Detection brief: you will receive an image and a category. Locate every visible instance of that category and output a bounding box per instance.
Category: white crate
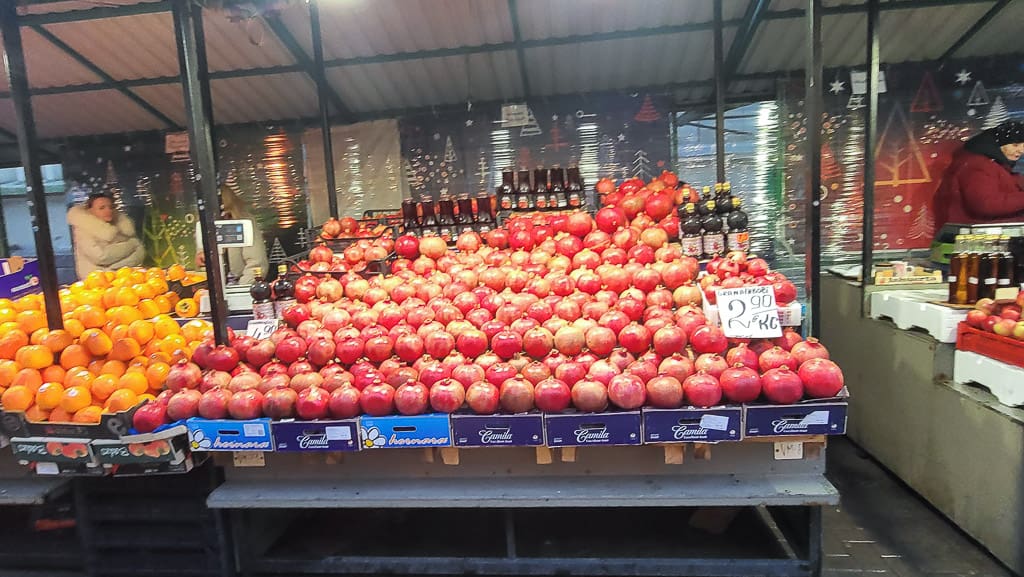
[869,289,966,343]
[953,350,1024,407]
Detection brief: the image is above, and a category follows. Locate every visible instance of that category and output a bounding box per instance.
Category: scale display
[195,219,254,248]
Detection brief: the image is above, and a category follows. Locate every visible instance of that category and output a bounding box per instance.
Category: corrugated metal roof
[208,72,317,124]
[18,0,160,16]
[130,82,186,126]
[879,4,993,61]
[0,27,104,90]
[948,0,1024,57]
[0,89,170,137]
[327,50,523,114]
[515,0,748,41]
[43,12,180,79]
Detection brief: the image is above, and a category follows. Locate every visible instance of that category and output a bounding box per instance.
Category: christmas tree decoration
[269,237,287,264]
[633,149,652,180]
[908,204,935,240]
[634,95,660,122]
[847,94,865,110]
[104,160,124,211]
[910,72,942,113]
[547,123,568,152]
[875,105,932,187]
[444,136,458,164]
[966,81,989,106]
[982,96,1010,130]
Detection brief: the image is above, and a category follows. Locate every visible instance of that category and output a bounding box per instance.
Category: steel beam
[172,0,228,345]
[263,12,353,122]
[724,0,771,86]
[939,0,1011,62]
[30,25,177,128]
[0,0,61,326]
[861,0,881,316]
[805,0,823,338]
[20,0,171,25]
[507,0,532,98]
[714,0,726,183]
[762,0,994,20]
[309,0,339,218]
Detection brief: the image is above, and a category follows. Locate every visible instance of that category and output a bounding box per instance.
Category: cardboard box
[0,403,138,440]
[272,419,360,452]
[109,455,202,477]
[0,258,41,300]
[450,413,545,447]
[642,407,742,443]
[186,418,273,452]
[743,394,848,437]
[359,414,451,449]
[544,411,642,447]
[92,426,189,466]
[10,437,96,465]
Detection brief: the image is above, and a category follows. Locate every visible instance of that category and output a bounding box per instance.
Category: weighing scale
[196,219,258,314]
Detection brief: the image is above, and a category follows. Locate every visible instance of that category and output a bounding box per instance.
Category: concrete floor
[824,436,1014,577]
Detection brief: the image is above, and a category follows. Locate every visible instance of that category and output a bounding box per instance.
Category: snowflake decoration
[955,69,971,86]
[829,79,846,95]
[465,119,474,127]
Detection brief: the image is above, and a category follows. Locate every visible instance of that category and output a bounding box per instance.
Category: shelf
[0,476,70,505]
[208,474,838,509]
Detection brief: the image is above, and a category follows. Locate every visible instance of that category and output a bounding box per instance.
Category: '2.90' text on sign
[716,286,783,339]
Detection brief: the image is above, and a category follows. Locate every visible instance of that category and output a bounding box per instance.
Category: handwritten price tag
[716,286,783,339]
[245,319,279,340]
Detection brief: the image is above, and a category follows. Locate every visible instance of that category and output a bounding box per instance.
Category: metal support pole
[173,0,228,345]
[191,6,217,153]
[860,0,880,316]
[713,0,726,183]
[805,0,822,337]
[309,0,339,219]
[0,0,62,328]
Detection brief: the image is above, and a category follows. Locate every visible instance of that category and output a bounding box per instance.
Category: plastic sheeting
[303,119,409,225]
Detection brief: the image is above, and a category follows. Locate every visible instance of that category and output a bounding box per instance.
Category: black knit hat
[992,120,1024,146]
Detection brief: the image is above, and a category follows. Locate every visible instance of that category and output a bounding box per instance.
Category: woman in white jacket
[67,193,145,279]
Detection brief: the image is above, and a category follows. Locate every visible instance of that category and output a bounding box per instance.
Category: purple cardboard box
[743,398,848,437]
[0,258,40,300]
[544,411,642,447]
[272,420,360,452]
[451,413,545,447]
[642,407,742,443]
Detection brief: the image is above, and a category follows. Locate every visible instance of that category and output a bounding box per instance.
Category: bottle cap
[252,267,262,277]
[278,263,287,273]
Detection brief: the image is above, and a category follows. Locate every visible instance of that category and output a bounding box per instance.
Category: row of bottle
[948,234,1015,305]
[250,264,296,320]
[498,167,585,212]
[679,186,749,259]
[401,195,497,240]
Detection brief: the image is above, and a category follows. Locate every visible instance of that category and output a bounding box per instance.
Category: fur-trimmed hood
[67,204,136,242]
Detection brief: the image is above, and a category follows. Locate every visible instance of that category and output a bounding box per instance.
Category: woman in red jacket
[934,120,1024,227]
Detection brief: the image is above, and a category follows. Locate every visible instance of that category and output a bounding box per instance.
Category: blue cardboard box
[743,397,848,438]
[450,413,545,447]
[186,418,273,451]
[544,411,642,447]
[359,414,451,449]
[0,258,40,300]
[272,419,360,452]
[642,407,742,443]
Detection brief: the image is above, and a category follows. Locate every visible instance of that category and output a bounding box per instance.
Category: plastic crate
[955,322,1024,369]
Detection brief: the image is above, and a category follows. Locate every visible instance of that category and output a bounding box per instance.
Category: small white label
[800,410,830,426]
[947,276,956,283]
[699,414,730,431]
[35,462,59,475]
[326,426,351,441]
[968,277,979,284]
[243,423,266,437]
[983,278,997,285]
[232,452,266,467]
[245,319,279,340]
[997,279,1011,286]
[774,441,804,460]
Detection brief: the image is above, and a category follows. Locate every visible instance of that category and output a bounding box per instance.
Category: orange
[137,300,160,320]
[1,385,33,411]
[35,382,65,410]
[48,407,71,422]
[73,405,102,423]
[145,361,171,390]
[40,329,74,353]
[115,288,140,307]
[60,386,92,413]
[128,356,149,370]
[147,277,169,296]
[167,264,186,282]
[12,295,40,312]
[0,330,29,360]
[84,271,108,289]
[64,367,93,389]
[12,369,42,392]
[109,306,142,327]
[153,295,172,314]
[15,345,54,370]
[82,329,113,357]
[16,310,46,335]
[181,319,211,343]
[148,352,172,365]
[0,360,19,386]
[104,388,138,413]
[159,334,187,354]
[74,305,106,329]
[130,321,156,346]
[137,393,156,404]
[152,315,180,339]
[64,318,85,338]
[100,359,127,377]
[108,324,130,342]
[25,405,50,422]
[168,348,190,363]
[0,307,16,324]
[101,288,118,310]
[174,298,198,318]
[41,365,65,384]
[87,359,106,376]
[164,291,180,307]
[109,338,141,362]
[30,328,48,345]
[146,267,167,280]
[90,374,118,401]
[118,372,149,396]
[60,344,92,371]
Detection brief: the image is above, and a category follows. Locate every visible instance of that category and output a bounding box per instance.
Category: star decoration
[433,133,441,141]
[955,69,971,85]
[829,79,845,95]
[465,119,474,127]
[551,114,559,121]
[617,133,626,142]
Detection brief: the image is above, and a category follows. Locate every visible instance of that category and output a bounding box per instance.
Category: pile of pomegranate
[294,237,396,275]
[133,176,845,431]
[593,170,694,241]
[319,216,393,240]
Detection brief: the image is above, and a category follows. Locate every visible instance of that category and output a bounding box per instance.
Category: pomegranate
[306,338,336,367]
[394,382,430,415]
[554,361,586,387]
[197,388,233,420]
[521,361,552,385]
[646,375,684,409]
[608,373,646,409]
[455,329,488,359]
[758,347,797,373]
[451,364,485,388]
[166,361,202,392]
[244,339,276,368]
[132,403,168,433]
[774,328,804,351]
[335,337,364,365]
[791,337,830,365]
[725,343,759,371]
[571,380,608,412]
[683,372,722,408]
[534,378,571,413]
[363,336,394,363]
[429,379,466,413]
[553,325,585,356]
[166,389,202,421]
[228,389,264,420]
[275,336,308,365]
[617,323,651,355]
[659,354,695,383]
[393,333,425,363]
[690,325,728,355]
[296,386,330,420]
[499,378,535,413]
[694,353,728,378]
[761,367,804,404]
[360,382,396,416]
[584,326,617,357]
[485,362,518,387]
[652,325,686,357]
[521,327,554,360]
[719,365,762,403]
[595,206,627,233]
[491,330,524,360]
[328,385,362,418]
[261,387,298,419]
[587,359,621,386]
[798,358,844,399]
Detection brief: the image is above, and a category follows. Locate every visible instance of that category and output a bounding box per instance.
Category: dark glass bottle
[420,197,437,228]
[516,170,533,211]
[716,182,733,215]
[476,194,495,232]
[948,234,967,304]
[566,167,583,209]
[250,267,274,320]
[701,202,725,258]
[998,235,1014,291]
[437,196,457,241]
[726,197,749,252]
[696,186,713,216]
[272,263,295,319]
[979,235,999,301]
[401,198,419,229]
[533,168,549,210]
[498,170,515,211]
[548,168,565,209]
[966,235,981,304]
[680,203,703,258]
[456,196,476,233]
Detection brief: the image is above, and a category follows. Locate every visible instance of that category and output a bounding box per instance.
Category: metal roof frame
[938,0,1013,62]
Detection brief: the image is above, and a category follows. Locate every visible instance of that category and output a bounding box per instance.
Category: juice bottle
[965,234,981,304]
[947,234,967,304]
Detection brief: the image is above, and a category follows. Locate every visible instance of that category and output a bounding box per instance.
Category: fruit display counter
[821,274,1024,575]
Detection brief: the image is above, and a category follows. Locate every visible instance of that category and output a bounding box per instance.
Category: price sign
[716,286,782,339]
[501,103,529,127]
[245,319,279,340]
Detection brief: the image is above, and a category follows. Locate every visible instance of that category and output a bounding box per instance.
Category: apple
[983,315,1000,333]
[965,309,988,328]
[1013,321,1024,341]
[975,298,996,315]
[993,318,1016,337]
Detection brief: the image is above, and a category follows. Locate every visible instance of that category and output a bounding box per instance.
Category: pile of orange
[0,266,212,424]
